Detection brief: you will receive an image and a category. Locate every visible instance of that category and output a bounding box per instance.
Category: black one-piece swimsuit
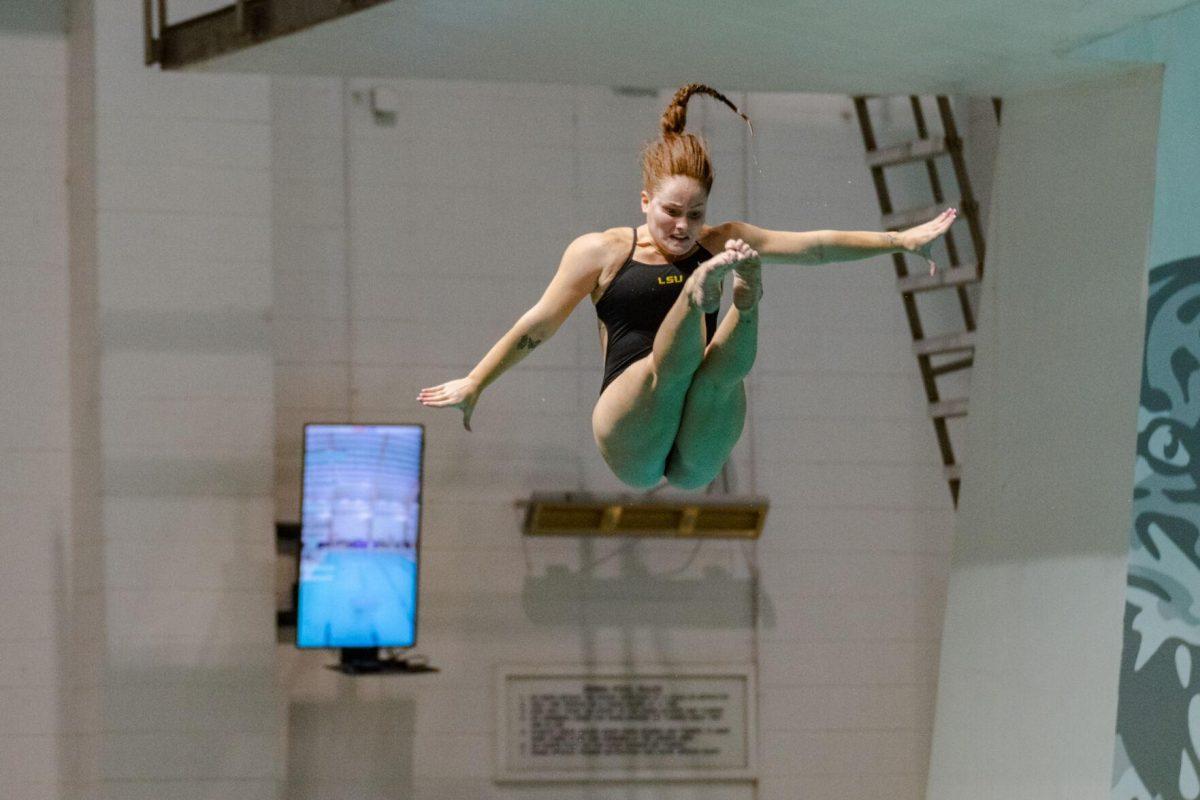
[594,228,719,396]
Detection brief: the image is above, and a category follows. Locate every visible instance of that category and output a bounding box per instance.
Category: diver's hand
[418,376,481,431]
[898,207,957,275]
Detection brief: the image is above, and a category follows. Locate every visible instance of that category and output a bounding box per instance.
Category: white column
[926,67,1163,799]
[0,4,71,799]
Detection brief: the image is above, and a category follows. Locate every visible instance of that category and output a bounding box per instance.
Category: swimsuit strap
[627,226,638,263]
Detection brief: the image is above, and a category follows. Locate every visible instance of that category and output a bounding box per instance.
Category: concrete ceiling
[190,0,1192,94]
[0,1,63,33]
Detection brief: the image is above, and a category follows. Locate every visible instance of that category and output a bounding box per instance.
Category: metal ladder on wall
[851,96,997,507]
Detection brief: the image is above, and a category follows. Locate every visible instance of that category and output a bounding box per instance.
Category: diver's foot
[732,255,762,311]
[687,239,755,313]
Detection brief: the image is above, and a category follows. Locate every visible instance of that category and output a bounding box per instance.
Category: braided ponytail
[642,83,751,194]
[660,83,751,137]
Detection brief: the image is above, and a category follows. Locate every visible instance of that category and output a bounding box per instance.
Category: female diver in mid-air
[419,84,957,490]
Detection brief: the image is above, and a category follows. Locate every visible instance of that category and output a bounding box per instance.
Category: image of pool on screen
[297,423,424,649]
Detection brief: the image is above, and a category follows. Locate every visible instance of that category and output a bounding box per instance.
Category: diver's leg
[591,243,746,488]
[664,258,761,489]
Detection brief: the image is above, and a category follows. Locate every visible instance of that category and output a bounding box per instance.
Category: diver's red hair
[641,83,751,194]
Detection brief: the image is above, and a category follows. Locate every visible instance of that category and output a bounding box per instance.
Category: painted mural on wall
[1113,256,1200,800]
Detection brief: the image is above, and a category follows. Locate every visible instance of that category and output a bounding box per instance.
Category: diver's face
[641,175,707,257]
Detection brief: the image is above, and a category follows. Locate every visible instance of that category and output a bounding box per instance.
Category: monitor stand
[327,647,439,675]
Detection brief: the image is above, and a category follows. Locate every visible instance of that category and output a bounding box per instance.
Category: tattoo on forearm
[517,334,542,351]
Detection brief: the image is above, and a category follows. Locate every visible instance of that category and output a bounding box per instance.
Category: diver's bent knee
[616,470,664,490]
[663,463,719,491]
[600,453,665,490]
[664,472,713,491]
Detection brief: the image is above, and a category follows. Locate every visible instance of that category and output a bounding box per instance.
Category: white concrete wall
[64,1,280,797]
[271,80,965,799]
[271,76,350,522]
[925,67,1163,799]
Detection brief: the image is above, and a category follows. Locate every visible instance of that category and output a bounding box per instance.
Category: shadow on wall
[288,698,416,800]
[522,542,773,629]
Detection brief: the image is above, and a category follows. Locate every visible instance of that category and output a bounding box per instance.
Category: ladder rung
[882,202,948,231]
[914,331,975,357]
[930,398,968,418]
[944,464,961,481]
[866,137,947,169]
[930,356,974,377]
[898,264,980,294]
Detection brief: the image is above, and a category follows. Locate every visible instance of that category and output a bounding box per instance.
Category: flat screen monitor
[296,423,424,649]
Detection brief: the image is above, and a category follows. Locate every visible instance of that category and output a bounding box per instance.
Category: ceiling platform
[148,0,1195,94]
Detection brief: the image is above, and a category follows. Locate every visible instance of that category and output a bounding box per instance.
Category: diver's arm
[418,233,605,429]
[719,209,957,268]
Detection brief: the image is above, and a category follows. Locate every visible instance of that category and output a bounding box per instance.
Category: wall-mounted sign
[495,665,756,783]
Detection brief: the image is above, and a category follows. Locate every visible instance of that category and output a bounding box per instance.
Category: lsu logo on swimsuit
[657,275,683,285]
